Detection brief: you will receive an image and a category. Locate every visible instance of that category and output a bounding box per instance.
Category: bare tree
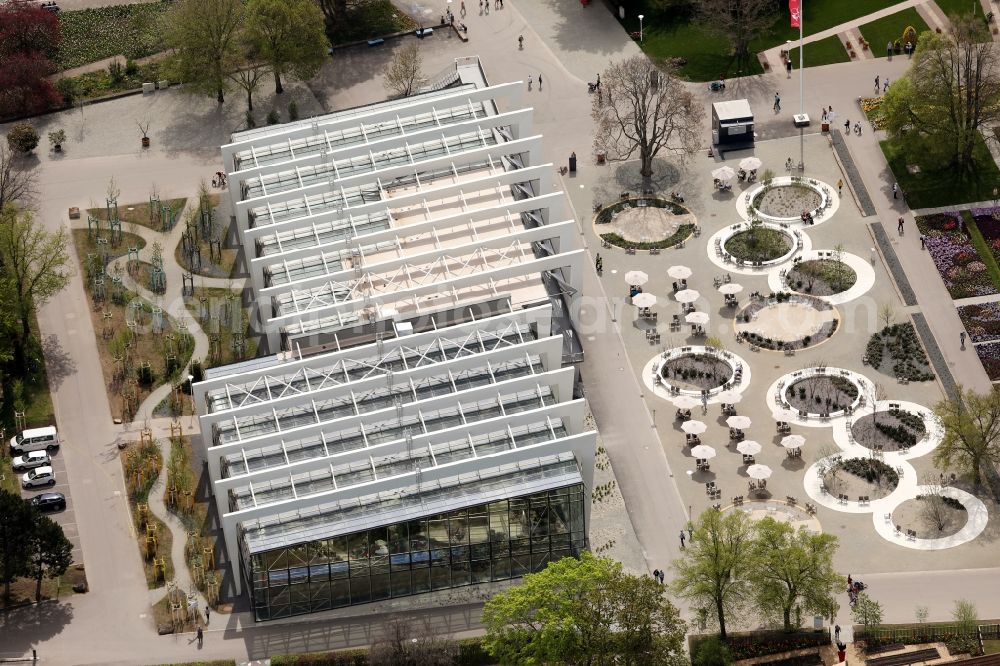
[878,303,895,331]
[369,616,456,665]
[0,145,36,212]
[918,474,950,533]
[592,56,702,179]
[695,0,777,75]
[383,42,424,98]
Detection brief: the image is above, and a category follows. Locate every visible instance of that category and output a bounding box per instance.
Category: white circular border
[766,250,876,305]
[706,223,813,275]
[873,486,989,550]
[642,346,752,405]
[803,452,910,515]
[831,400,944,462]
[736,176,841,227]
[765,367,873,428]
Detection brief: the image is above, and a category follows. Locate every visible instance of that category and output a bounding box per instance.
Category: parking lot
[15,448,84,564]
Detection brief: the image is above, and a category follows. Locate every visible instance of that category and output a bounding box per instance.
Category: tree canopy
[383,42,424,98]
[164,0,246,104]
[881,19,1000,174]
[932,385,1000,487]
[671,508,755,639]
[483,552,687,665]
[749,517,844,631]
[0,0,62,118]
[695,0,777,74]
[245,0,329,95]
[592,56,702,178]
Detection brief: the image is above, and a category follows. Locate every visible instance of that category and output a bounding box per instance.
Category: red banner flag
[789,0,800,27]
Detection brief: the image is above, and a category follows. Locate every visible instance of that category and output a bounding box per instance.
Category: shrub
[55,76,77,105]
[288,100,299,121]
[7,123,40,154]
[125,59,139,76]
[108,59,125,84]
[266,109,280,125]
[693,636,733,666]
[839,458,899,486]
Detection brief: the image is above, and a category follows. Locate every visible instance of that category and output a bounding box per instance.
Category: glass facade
[243,483,586,621]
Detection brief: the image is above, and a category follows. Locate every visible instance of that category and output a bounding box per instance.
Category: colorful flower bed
[860,96,885,130]
[974,341,1000,381]
[57,3,171,71]
[957,301,1000,343]
[915,212,998,299]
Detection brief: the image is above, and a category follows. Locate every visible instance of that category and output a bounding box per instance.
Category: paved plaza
[3,0,1000,663]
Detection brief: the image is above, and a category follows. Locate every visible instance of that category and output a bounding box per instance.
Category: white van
[9,426,59,455]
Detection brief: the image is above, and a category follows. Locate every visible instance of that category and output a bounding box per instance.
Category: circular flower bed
[823,457,899,499]
[891,495,967,538]
[785,374,859,414]
[661,354,734,391]
[724,227,793,263]
[851,409,926,452]
[754,184,822,218]
[785,259,856,296]
[736,293,838,351]
[595,198,696,250]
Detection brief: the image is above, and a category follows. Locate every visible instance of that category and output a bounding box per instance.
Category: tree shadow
[0,599,75,654]
[40,333,75,391]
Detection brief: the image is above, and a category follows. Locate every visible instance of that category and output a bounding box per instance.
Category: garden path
[915,2,950,34]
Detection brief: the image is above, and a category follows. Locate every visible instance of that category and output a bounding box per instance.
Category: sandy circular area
[736,302,835,343]
[604,206,696,243]
[891,497,966,538]
[756,185,822,217]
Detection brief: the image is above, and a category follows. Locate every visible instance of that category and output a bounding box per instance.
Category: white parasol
[727,415,752,429]
[668,265,693,280]
[718,283,744,295]
[633,292,657,308]
[712,165,737,181]
[681,420,708,435]
[781,434,806,449]
[685,311,710,325]
[673,395,701,409]
[690,444,717,460]
[675,289,700,303]
[737,440,762,455]
[739,157,763,171]
[716,390,743,404]
[625,270,649,286]
[747,463,773,480]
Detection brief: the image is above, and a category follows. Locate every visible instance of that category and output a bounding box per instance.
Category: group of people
[847,574,867,606]
[875,75,890,94]
[737,168,757,182]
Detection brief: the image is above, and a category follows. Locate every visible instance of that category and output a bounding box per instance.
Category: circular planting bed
[785,374,859,414]
[823,457,899,500]
[863,323,935,382]
[735,294,838,351]
[754,184,822,219]
[595,198,697,250]
[724,227,793,263]
[891,495,967,539]
[660,353,734,392]
[786,259,857,296]
[851,409,926,452]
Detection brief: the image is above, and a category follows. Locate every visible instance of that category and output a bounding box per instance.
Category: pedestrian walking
[837,178,843,195]
[835,624,841,642]
[679,530,686,549]
[205,606,210,625]
[884,78,889,93]
[887,41,893,58]
[897,216,904,234]
[993,186,998,204]
[786,60,792,78]
[920,235,926,250]
[844,119,851,133]
[774,92,781,112]
[658,570,665,584]
[460,1,466,17]
[484,0,488,14]
[875,75,880,92]
[961,331,967,348]
[854,121,862,135]
[538,74,542,90]
[518,34,523,50]
[893,182,898,199]
[479,0,483,12]
[653,568,661,581]
[197,626,204,648]
[527,75,532,91]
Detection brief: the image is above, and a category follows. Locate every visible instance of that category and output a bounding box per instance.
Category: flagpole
[799,0,804,171]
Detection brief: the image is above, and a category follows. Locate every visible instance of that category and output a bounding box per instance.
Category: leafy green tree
[483,552,687,665]
[6,123,39,154]
[0,489,33,602]
[882,18,1000,175]
[0,207,72,372]
[26,516,72,602]
[164,0,245,103]
[953,599,978,634]
[671,508,755,639]
[852,592,883,630]
[245,0,328,94]
[692,636,732,666]
[932,386,1000,487]
[749,518,844,631]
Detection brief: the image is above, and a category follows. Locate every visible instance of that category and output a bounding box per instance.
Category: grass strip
[962,210,1000,292]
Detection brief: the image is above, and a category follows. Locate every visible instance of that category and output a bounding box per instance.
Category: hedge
[689,630,830,662]
[601,224,696,250]
[269,637,494,666]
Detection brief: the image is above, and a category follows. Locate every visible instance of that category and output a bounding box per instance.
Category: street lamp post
[638,14,644,43]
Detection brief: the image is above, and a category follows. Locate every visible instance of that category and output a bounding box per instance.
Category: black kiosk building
[712,99,754,157]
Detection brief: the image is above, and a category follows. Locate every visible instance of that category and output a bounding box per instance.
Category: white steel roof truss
[280,440,290,467]
[349,389,360,416]
[496,392,507,418]
[441,133,451,156]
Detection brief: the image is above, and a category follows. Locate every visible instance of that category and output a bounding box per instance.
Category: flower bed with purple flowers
[915,212,997,299]
[957,302,1000,343]
[974,341,1000,381]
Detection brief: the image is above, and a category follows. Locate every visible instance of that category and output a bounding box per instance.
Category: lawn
[88,197,187,234]
[618,0,901,80]
[57,2,172,71]
[880,136,1000,209]
[0,565,88,610]
[788,35,850,68]
[858,7,930,58]
[327,0,417,46]
[934,0,989,29]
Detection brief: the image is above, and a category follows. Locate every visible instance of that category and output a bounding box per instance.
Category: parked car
[29,492,66,513]
[12,450,50,471]
[22,466,55,489]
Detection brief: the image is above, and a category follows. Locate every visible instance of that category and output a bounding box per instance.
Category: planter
[821,122,830,132]
[53,144,62,152]
[141,136,150,148]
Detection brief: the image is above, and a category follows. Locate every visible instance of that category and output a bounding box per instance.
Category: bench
[866,643,906,656]
[867,647,940,666]
[367,38,385,46]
